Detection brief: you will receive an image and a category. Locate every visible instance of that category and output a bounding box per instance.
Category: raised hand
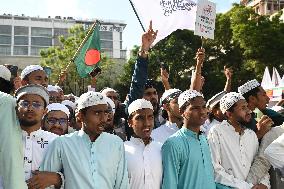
[224,66,233,80]
[141,20,158,51]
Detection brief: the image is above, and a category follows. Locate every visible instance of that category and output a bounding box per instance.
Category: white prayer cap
[220,92,245,114]
[61,100,77,111]
[20,65,44,79]
[47,85,59,92]
[238,79,260,95]
[15,84,49,105]
[128,99,153,115]
[47,103,70,117]
[77,91,108,111]
[178,89,203,109]
[0,65,11,81]
[105,96,116,115]
[161,88,182,104]
[100,87,117,96]
[206,91,227,110]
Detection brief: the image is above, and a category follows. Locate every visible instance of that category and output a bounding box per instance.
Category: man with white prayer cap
[47,85,62,103]
[40,91,129,189]
[15,84,63,188]
[125,99,163,189]
[43,103,70,135]
[61,100,78,134]
[0,65,13,94]
[207,92,270,189]
[238,79,282,139]
[151,88,183,144]
[162,89,221,189]
[20,65,48,87]
[201,91,227,136]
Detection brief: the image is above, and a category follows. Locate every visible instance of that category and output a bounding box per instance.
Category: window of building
[267,3,271,10]
[54,28,68,36]
[31,47,47,56]
[0,35,11,44]
[120,50,126,59]
[14,26,29,35]
[101,40,113,49]
[0,45,11,55]
[100,31,113,40]
[13,46,28,55]
[0,25,12,35]
[120,41,123,49]
[14,36,28,45]
[31,37,52,46]
[274,4,279,11]
[120,32,122,41]
[31,27,52,37]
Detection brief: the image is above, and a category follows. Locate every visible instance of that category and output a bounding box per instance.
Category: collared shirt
[264,132,284,171]
[151,121,179,144]
[124,137,162,189]
[247,125,284,189]
[207,120,270,189]
[22,129,58,180]
[0,92,27,189]
[161,127,216,189]
[40,130,129,189]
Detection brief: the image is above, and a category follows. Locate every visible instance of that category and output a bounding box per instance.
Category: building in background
[241,0,284,15]
[0,14,127,69]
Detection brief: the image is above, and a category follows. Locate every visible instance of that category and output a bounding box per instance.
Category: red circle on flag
[85,49,101,66]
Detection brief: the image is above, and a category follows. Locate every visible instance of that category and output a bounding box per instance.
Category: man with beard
[15,84,63,188]
[124,99,162,189]
[104,96,126,141]
[40,91,129,189]
[151,88,183,144]
[208,92,270,189]
[0,66,27,189]
[20,65,48,88]
[238,79,280,139]
[43,103,70,136]
[162,90,217,189]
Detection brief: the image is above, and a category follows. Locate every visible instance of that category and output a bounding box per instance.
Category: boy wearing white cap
[162,90,218,189]
[43,103,70,136]
[15,84,62,188]
[151,88,183,144]
[238,79,281,139]
[207,92,270,189]
[21,65,48,87]
[124,99,162,189]
[40,91,129,189]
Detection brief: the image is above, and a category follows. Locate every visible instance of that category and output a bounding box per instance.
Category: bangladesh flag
[74,22,101,78]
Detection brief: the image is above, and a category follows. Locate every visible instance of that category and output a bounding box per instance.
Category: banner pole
[128,0,146,32]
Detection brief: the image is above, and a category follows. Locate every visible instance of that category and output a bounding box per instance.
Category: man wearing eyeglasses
[43,103,70,136]
[15,84,63,189]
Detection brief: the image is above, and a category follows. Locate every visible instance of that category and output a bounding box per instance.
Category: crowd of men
[0,22,284,189]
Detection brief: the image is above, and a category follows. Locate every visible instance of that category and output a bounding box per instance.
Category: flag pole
[56,20,100,85]
[128,0,146,32]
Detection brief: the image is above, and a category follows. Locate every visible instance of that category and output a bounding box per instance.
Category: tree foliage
[118,4,284,99]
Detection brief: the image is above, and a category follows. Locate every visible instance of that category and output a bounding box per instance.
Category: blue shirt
[161,127,216,189]
[40,130,129,189]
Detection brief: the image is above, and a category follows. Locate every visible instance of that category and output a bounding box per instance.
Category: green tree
[118,4,284,99]
[40,25,115,96]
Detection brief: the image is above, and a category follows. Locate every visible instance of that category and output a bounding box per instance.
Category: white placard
[194,0,216,39]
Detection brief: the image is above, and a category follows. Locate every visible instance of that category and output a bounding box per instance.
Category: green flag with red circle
[74,22,101,78]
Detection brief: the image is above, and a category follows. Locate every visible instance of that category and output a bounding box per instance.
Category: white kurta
[207,120,270,189]
[124,137,162,189]
[22,129,58,180]
[151,121,179,144]
[202,119,221,136]
[264,133,284,171]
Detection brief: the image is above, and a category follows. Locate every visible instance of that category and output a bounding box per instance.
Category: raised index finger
[149,20,152,31]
